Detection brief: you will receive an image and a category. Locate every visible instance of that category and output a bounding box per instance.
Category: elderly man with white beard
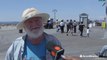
[5,7,81,60]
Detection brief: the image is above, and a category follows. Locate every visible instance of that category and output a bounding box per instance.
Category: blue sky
[0,0,106,22]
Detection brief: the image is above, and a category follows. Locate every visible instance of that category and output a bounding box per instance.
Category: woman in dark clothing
[79,22,85,36]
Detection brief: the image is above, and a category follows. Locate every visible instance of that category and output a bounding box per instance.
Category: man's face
[24,17,43,32]
[24,17,44,39]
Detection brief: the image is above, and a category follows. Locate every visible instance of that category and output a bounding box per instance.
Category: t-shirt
[23,38,46,60]
[86,29,89,33]
[66,21,69,25]
[79,24,84,31]
[60,22,64,26]
[73,22,77,26]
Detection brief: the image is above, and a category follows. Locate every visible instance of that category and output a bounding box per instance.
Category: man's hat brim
[17,13,49,29]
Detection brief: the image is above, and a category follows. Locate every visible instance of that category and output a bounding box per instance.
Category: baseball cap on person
[17,7,50,29]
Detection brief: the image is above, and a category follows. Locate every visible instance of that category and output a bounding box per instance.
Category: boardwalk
[0,26,107,60]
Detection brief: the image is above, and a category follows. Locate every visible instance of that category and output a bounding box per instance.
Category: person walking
[73,20,77,33]
[86,27,90,37]
[69,20,73,35]
[66,20,70,33]
[60,20,65,33]
[79,22,85,36]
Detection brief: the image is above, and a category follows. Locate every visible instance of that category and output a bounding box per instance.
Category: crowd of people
[55,19,95,37]
[43,18,96,37]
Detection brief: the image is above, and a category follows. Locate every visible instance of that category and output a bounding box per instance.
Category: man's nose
[32,22,42,27]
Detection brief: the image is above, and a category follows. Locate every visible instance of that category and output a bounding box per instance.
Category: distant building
[79,13,89,27]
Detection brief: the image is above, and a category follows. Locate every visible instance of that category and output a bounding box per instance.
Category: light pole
[100,0,107,28]
[99,0,107,21]
[102,0,107,16]
[52,9,57,21]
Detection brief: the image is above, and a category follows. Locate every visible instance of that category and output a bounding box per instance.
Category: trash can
[19,29,23,33]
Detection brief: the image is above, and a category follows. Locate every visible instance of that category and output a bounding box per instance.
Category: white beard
[25,27,44,39]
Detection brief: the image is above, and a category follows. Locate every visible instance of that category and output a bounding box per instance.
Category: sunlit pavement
[0,26,107,60]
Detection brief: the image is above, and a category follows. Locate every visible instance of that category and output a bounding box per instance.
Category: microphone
[46,41,64,60]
